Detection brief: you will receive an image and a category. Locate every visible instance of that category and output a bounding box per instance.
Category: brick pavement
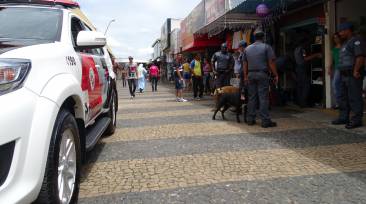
[79,82,366,203]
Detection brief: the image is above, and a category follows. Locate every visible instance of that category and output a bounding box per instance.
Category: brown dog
[213,86,240,107]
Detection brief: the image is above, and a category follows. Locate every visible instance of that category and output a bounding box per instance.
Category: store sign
[205,0,226,24]
[181,1,205,51]
[180,17,194,51]
[161,19,171,51]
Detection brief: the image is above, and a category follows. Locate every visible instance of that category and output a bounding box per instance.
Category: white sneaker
[176,98,181,102]
[180,98,188,102]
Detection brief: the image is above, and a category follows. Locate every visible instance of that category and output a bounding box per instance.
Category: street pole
[104,19,116,36]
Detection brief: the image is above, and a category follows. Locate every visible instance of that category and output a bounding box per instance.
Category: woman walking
[126,56,138,99]
[121,66,127,87]
[328,33,343,109]
[149,63,160,92]
[203,58,212,95]
[137,64,147,93]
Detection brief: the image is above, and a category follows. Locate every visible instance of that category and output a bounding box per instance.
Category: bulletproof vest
[215,52,231,72]
[339,37,356,70]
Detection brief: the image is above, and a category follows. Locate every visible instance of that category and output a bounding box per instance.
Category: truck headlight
[0,59,31,96]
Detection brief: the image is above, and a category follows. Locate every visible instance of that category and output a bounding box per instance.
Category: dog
[213,86,240,108]
[212,92,247,123]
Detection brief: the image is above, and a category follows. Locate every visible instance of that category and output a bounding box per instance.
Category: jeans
[338,71,364,124]
[247,72,271,122]
[128,79,137,97]
[192,76,204,98]
[151,76,158,91]
[332,70,341,106]
[203,73,211,94]
[122,78,127,87]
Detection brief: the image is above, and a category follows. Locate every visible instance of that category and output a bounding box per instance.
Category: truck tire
[36,109,81,204]
[104,89,117,136]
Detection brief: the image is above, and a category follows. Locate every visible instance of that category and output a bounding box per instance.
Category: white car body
[0,3,117,203]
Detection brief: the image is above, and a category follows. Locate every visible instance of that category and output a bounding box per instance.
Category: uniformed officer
[332,22,366,129]
[294,37,322,107]
[243,30,279,128]
[211,43,234,88]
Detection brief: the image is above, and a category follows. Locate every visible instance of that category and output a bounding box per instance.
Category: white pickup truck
[0,1,118,203]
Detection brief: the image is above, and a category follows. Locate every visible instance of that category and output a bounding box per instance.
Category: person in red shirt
[149,62,160,92]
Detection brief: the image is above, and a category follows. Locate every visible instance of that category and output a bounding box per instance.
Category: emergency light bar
[0,0,79,8]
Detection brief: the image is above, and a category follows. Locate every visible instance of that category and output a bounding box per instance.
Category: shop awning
[195,0,326,36]
[196,13,258,37]
[182,34,222,52]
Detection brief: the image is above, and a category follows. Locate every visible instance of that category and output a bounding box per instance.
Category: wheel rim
[58,129,76,204]
[112,93,116,126]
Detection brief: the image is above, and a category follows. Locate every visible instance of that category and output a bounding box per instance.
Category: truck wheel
[105,90,117,136]
[36,109,81,204]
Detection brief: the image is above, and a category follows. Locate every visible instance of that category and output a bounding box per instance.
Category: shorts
[175,79,184,90]
[183,72,191,80]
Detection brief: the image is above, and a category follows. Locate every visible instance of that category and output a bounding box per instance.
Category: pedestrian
[137,63,147,93]
[211,43,234,88]
[126,56,138,99]
[332,22,366,129]
[149,62,159,92]
[328,33,343,109]
[234,52,242,78]
[243,29,279,128]
[203,58,213,95]
[238,40,247,100]
[182,58,192,91]
[190,54,204,100]
[294,36,322,107]
[173,54,187,102]
[121,65,127,87]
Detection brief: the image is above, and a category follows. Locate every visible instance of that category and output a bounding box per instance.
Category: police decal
[89,67,96,91]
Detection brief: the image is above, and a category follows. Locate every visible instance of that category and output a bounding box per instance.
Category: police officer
[243,30,279,128]
[332,22,366,129]
[211,43,234,88]
[294,37,322,107]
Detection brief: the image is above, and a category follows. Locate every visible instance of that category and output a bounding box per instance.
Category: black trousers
[296,65,310,107]
[215,73,231,88]
[128,79,137,96]
[151,77,158,91]
[192,76,204,98]
[338,71,364,124]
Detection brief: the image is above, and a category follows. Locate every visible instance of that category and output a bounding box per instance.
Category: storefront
[277,2,326,107]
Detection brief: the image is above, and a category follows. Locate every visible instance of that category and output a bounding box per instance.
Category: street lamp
[104,19,116,36]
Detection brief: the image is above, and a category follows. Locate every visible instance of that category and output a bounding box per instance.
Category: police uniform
[244,41,276,125]
[211,51,234,88]
[337,36,366,125]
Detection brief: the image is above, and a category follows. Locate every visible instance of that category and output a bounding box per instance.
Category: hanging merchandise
[226,32,233,50]
[232,31,241,49]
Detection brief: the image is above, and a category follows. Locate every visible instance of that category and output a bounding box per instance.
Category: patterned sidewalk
[79,82,366,204]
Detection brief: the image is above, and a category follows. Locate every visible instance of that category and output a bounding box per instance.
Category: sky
[76,0,201,61]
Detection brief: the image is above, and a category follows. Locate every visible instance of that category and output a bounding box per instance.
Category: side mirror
[76,31,106,49]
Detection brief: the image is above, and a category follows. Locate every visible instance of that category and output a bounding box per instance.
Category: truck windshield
[0,7,62,42]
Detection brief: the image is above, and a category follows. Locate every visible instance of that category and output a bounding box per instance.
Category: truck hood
[0,39,52,55]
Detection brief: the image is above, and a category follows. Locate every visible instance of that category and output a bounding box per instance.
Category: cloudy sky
[77,0,201,61]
